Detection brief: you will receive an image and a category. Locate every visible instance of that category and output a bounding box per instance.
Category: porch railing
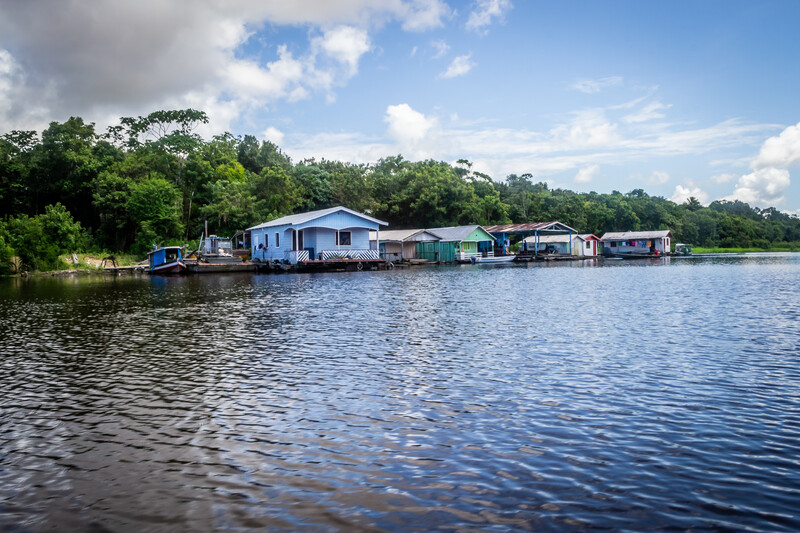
[285,249,310,264]
[320,249,379,261]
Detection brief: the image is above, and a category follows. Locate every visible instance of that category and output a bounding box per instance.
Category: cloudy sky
[2,0,800,212]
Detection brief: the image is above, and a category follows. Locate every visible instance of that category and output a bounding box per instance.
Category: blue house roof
[246,206,387,231]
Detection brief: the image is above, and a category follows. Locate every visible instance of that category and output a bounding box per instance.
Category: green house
[426,225,496,262]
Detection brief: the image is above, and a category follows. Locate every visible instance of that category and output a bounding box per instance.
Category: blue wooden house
[247,206,388,264]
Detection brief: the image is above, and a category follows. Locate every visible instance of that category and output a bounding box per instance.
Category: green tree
[29,118,102,224]
[2,203,86,271]
[126,177,184,253]
[0,130,37,215]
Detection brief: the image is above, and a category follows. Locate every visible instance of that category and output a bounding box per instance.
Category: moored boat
[471,255,516,264]
[148,246,186,274]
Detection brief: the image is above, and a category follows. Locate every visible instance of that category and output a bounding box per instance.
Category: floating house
[247,206,388,265]
[484,222,579,255]
[522,234,588,256]
[579,234,600,257]
[369,228,443,262]
[600,230,672,255]
[426,225,496,262]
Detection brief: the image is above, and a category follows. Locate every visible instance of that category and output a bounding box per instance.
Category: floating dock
[184,260,256,273]
[255,258,391,273]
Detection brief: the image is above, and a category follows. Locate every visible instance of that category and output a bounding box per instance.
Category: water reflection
[2,255,800,531]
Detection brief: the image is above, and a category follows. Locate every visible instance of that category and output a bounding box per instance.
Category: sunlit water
[2,254,799,532]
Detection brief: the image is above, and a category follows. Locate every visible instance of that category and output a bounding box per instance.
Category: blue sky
[1,0,799,212]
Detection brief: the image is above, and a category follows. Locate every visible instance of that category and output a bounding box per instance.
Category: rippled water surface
[2,254,800,532]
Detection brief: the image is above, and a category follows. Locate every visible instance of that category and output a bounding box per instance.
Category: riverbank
[3,248,797,277]
[693,246,800,254]
[2,253,143,277]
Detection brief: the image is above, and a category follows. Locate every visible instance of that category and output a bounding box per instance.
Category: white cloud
[726,167,791,206]
[712,172,737,184]
[286,131,389,164]
[550,110,620,149]
[385,103,437,146]
[312,26,371,76]
[648,171,670,185]
[400,0,452,31]
[431,40,450,59]
[623,101,670,124]
[671,183,709,205]
[466,0,513,34]
[262,127,285,146]
[440,54,476,79]
[753,121,800,169]
[0,1,442,136]
[575,165,599,184]
[572,76,623,94]
[719,122,799,208]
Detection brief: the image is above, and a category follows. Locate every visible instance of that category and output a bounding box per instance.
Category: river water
[1,254,799,532]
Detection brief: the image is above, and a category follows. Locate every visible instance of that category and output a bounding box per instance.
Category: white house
[368,228,442,261]
[247,206,388,264]
[579,234,600,257]
[600,230,672,255]
[522,233,588,256]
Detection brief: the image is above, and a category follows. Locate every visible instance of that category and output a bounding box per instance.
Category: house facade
[484,221,579,256]
[247,206,388,264]
[427,225,496,262]
[522,234,588,256]
[579,234,600,257]
[369,229,442,261]
[600,230,672,255]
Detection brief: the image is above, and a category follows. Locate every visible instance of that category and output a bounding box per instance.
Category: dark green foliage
[0,232,14,275]
[1,109,799,267]
[1,203,87,271]
[126,177,184,254]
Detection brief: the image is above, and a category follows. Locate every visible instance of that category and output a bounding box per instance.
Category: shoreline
[3,249,799,278]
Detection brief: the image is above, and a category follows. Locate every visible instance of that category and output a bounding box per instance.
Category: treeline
[2,109,799,272]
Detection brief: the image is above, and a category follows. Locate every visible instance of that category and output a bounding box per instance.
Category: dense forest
[2,109,799,272]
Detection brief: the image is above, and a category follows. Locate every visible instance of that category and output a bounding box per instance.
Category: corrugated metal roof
[484,221,578,234]
[523,234,584,244]
[369,229,442,242]
[247,206,387,231]
[600,230,672,241]
[426,225,495,242]
[579,233,600,240]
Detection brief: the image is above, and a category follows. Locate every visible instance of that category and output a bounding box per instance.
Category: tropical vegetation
[2,109,799,273]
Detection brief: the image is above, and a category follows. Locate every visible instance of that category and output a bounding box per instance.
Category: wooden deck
[185,260,256,273]
[255,258,390,273]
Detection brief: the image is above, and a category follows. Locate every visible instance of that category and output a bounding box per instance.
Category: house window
[275,232,280,247]
[585,241,590,249]
[338,231,352,246]
[610,241,617,248]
